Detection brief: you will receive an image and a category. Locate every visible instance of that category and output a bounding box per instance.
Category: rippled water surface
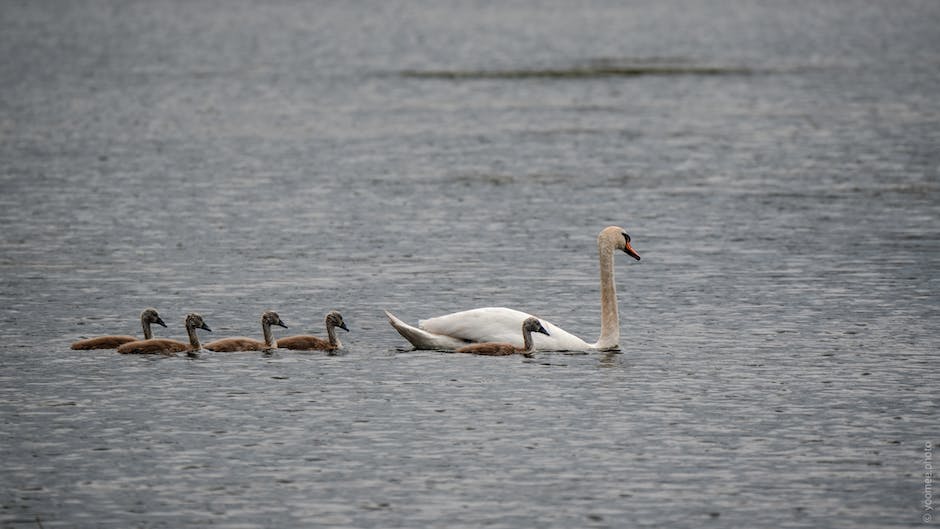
[2,1,938,527]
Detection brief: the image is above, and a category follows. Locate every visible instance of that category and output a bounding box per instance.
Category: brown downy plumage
[455,317,549,357]
[71,308,167,350]
[277,311,348,351]
[203,310,287,352]
[116,313,211,356]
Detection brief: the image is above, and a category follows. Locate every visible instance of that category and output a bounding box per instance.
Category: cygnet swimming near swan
[71,308,167,350]
[203,310,288,352]
[277,311,348,351]
[455,317,549,357]
[116,313,211,356]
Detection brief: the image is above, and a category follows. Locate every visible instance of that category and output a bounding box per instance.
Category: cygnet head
[262,310,288,329]
[186,313,212,332]
[599,225,641,261]
[523,317,550,336]
[142,308,167,328]
[326,311,349,332]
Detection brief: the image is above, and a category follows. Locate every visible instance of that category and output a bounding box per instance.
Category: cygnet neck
[326,321,341,348]
[186,323,202,349]
[521,328,537,352]
[262,320,276,348]
[142,318,154,340]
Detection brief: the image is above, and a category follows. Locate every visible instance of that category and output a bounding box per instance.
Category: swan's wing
[419,307,532,343]
[385,310,471,350]
[419,307,592,351]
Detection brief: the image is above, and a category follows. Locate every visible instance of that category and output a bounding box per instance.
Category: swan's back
[71,335,139,350]
[420,307,590,350]
[116,339,189,355]
[276,335,333,351]
[204,337,267,352]
[455,342,520,356]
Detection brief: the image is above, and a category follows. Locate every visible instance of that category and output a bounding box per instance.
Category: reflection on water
[1,0,939,527]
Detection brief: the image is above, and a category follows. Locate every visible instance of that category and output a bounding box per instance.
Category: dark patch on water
[400,58,758,80]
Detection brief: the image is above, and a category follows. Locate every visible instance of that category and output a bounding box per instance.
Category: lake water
[1,1,938,527]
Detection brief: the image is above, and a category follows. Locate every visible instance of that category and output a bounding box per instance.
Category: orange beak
[624,241,641,261]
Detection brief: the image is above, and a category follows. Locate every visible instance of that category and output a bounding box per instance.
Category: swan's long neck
[186,324,201,349]
[262,321,275,348]
[596,241,620,349]
[326,323,341,348]
[142,318,153,340]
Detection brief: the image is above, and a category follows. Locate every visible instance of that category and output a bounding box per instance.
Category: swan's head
[185,313,212,333]
[522,317,550,336]
[142,308,167,328]
[600,225,641,261]
[262,310,288,329]
[326,311,349,332]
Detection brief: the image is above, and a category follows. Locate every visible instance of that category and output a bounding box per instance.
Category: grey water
[1,1,938,527]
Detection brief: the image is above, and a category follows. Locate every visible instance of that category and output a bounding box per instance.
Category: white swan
[385,226,640,351]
